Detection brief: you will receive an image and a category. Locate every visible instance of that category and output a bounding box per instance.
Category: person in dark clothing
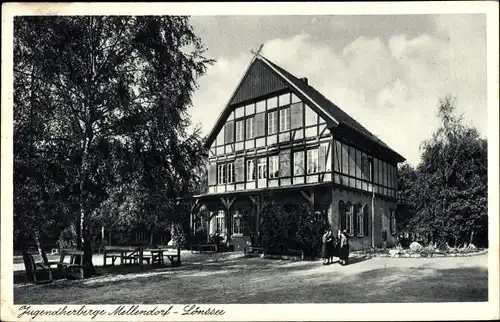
[327,229,336,264]
[321,230,332,264]
[339,229,350,265]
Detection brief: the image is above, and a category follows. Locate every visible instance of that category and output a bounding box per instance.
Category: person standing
[339,229,350,265]
[321,230,331,265]
[327,229,336,264]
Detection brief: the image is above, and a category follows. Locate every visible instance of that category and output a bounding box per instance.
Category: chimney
[300,77,308,85]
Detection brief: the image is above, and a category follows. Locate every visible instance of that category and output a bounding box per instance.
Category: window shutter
[224,121,234,144]
[208,163,216,185]
[279,149,291,177]
[290,102,303,129]
[319,145,326,172]
[235,158,244,182]
[363,205,369,236]
[339,202,346,231]
[254,112,265,137]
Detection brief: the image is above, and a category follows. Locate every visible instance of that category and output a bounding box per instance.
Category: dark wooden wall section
[230,59,288,105]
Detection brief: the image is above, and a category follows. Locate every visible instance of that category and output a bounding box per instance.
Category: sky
[188,14,487,166]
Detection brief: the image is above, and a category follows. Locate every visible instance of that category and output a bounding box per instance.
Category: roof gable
[230,59,288,105]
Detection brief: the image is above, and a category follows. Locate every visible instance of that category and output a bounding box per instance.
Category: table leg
[139,248,143,268]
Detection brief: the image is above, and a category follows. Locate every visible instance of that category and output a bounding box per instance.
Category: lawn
[14,252,488,304]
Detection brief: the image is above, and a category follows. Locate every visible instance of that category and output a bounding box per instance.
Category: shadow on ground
[14,253,487,304]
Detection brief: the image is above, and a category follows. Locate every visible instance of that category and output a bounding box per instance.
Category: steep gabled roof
[203,53,405,162]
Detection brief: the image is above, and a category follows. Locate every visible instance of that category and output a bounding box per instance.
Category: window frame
[226,162,235,184]
[216,209,225,234]
[356,204,364,237]
[279,107,291,132]
[246,116,255,139]
[235,120,245,142]
[217,164,226,185]
[345,202,354,236]
[246,159,256,181]
[307,148,319,174]
[293,150,305,176]
[232,210,243,236]
[257,157,267,179]
[268,155,280,179]
[267,110,278,135]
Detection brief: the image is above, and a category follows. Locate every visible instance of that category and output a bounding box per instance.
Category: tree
[405,95,487,247]
[14,16,213,275]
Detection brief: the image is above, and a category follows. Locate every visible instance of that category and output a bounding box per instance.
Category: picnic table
[103,245,181,267]
[142,246,181,267]
[103,246,141,266]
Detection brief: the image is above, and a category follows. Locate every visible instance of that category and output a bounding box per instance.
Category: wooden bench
[58,249,84,279]
[22,251,53,284]
[191,244,218,253]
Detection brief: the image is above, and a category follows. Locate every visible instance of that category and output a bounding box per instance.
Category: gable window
[279,93,291,106]
[269,155,279,179]
[235,120,245,142]
[279,107,290,132]
[268,111,278,134]
[257,158,267,179]
[217,164,226,185]
[226,162,234,184]
[293,151,305,176]
[305,105,317,126]
[246,117,254,139]
[224,121,234,144]
[390,209,396,235]
[307,148,319,174]
[246,159,256,181]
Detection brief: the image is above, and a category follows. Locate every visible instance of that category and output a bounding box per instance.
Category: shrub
[260,202,293,254]
[295,210,325,258]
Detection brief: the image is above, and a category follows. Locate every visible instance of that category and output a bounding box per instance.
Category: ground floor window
[233,210,242,235]
[339,201,355,236]
[356,204,363,236]
[216,210,225,234]
[390,209,396,235]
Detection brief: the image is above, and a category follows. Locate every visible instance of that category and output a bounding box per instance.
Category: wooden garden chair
[22,251,53,284]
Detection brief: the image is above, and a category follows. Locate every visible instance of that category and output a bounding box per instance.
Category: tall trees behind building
[396,95,488,247]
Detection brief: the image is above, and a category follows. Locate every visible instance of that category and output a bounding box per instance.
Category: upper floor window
[307,148,319,174]
[268,111,278,135]
[269,155,279,179]
[361,154,372,181]
[257,157,267,179]
[217,164,226,185]
[227,162,234,184]
[247,159,256,181]
[235,120,245,142]
[280,107,290,132]
[294,151,305,176]
[246,117,254,139]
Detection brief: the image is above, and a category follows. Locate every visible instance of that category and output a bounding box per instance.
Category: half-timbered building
[190,50,405,251]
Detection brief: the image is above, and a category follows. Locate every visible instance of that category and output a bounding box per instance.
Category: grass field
[14,251,488,304]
